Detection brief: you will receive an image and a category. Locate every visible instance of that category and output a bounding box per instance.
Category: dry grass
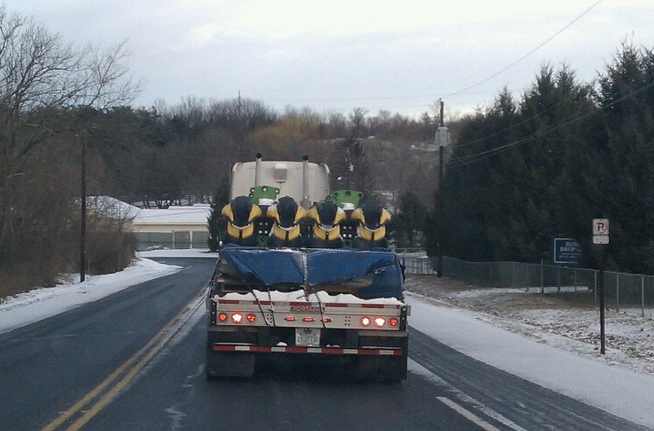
[0,262,59,300]
[405,274,597,312]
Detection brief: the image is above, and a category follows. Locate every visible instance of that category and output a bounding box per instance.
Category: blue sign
[553,238,582,264]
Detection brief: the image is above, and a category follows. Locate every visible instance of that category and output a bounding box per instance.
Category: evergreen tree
[394,191,428,249]
[596,43,654,272]
[431,66,597,265]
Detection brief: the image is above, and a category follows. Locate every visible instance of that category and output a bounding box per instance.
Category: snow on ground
[406,277,654,375]
[137,248,219,259]
[0,249,653,427]
[0,256,180,335]
[406,276,654,428]
[0,249,216,335]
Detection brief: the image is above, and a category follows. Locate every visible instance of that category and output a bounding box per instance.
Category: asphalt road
[0,258,649,431]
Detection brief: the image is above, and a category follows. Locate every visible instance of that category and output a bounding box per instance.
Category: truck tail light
[218,313,228,322]
[246,313,257,323]
[231,312,243,323]
[302,317,315,323]
[361,316,395,328]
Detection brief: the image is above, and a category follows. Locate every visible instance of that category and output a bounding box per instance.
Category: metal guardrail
[399,254,654,316]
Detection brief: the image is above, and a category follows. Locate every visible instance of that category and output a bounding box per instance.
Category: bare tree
[0,5,139,294]
[349,107,368,139]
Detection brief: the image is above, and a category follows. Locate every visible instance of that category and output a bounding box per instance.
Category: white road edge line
[408,359,527,431]
[437,396,501,431]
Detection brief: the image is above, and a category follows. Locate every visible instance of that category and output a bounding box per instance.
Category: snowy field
[1,249,653,428]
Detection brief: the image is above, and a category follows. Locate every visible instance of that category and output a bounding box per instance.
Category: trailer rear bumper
[211,344,404,356]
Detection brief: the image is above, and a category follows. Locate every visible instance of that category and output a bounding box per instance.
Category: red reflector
[218,313,228,322]
[246,314,256,323]
[302,317,315,323]
[389,318,399,327]
[285,316,296,322]
[322,318,332,323]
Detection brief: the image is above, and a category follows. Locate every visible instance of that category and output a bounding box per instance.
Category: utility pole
[80,132,87,282]
[435,99,450,277]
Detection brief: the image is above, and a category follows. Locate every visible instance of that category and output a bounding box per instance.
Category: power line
[259,1,604,113]
[452,95,564,151]
[447,77,654,170]
[443,0,604,100]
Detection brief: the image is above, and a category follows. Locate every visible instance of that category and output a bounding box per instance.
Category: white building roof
[87,196,141,219]
[132,206,211,226]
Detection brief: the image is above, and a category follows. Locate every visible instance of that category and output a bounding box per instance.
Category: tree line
[428,43,654,274]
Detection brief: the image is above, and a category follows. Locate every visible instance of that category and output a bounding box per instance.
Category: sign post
[592,218,609,354]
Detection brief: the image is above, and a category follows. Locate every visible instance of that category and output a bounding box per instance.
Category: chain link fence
[135,231,209,250]
[398,253,654,316]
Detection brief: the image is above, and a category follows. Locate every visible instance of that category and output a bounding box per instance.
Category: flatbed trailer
[206,246,410,381]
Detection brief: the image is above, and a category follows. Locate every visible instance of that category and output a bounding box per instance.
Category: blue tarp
[218,245,404,299]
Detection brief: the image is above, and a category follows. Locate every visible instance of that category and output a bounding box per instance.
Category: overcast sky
[4,0,653,117]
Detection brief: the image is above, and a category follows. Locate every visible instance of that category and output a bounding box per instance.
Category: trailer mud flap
[357,355,407,383]
[206,350,255,378]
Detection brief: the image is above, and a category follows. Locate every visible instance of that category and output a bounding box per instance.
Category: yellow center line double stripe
[42,287,206,431]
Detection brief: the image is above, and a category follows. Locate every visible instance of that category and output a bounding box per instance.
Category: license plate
[295,328,321,347]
